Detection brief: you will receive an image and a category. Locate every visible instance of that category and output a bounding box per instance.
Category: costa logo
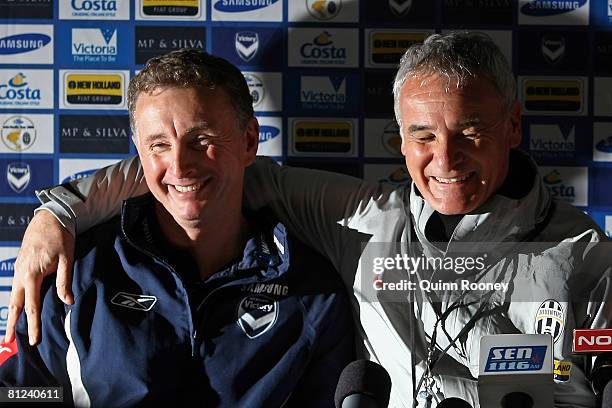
[71,0,118,11]
[573,329,612,353]
[306,0,341,20]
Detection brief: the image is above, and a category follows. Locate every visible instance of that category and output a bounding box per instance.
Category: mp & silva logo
[6,162,30,193]
[72,28,117,63]
[0,33,50,55]
[389,0,412,16]
[0,73,41,106]
[485,345,547,372]
[521,0,587,16]
[306,0,341,20]
[235,31,258,62]
[1,116,35,152]
[541,34,565,64]
[214,0,278,12]
[300,31,346,65]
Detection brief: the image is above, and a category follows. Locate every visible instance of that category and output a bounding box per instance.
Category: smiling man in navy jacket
[0,49,354,407]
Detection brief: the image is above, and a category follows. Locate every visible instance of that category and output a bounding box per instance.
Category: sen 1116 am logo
[1,116,35,152]
[485,345,547,372]
[141,0,200,16]
[65,73,123,106]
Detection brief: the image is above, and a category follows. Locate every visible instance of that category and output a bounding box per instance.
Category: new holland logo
[259,125,280,142]
[6,162,30,193]
[521,0,587,16]
[1,116,35,152]
[111,292,157,311]
[237,294,278,338]
[523,79,583,113]
[307,0,341,20]
[65,73,124,106]
[0,73,41,104]
[554,359,572,382]
[141,0,200,16]
[235,31,259,62]
[535,299,565,343]
[541,35,565,64]
[370,31,427,65]
[389,0,412,16]
[214,0,278,12]
[244,73,264,108]
[0,33,51,55]
[382,121,402,156]
[294,120,352,153]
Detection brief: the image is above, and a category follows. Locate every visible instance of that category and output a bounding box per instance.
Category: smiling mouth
[172,183,201,193]
[432,172,475,184]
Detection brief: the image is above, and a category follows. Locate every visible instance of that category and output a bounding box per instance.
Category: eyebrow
[407,124,434,134]
[183,122,212,137]
[458,117,481,128]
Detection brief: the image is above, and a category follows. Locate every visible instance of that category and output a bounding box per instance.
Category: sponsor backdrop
[1,0,612,332]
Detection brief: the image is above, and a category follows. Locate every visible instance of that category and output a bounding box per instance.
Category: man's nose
[434,137,464,172]
[169,145,196,178]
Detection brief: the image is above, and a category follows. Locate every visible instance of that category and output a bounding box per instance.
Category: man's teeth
[173,183,200,193]
[434,174,472,184]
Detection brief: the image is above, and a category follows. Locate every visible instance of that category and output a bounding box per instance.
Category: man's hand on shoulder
[4,210,75,345]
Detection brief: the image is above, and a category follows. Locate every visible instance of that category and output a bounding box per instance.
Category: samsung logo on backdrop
[259,125,280,142]
[62,169,97,183]
[521,0,587,16]
[214,0,278,12]
[0,34,50,54]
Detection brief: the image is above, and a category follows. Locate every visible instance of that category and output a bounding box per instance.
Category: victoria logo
[72,28,117,58]
[541,35,565,64]
[388,0,412,17]
[307,0,341,20]
[521,0,587,16]
[0,33,51,55]
[214,0,279,13]
[6,162,30,193]
[235,31,259,62]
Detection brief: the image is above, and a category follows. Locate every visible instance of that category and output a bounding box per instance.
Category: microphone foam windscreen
[334,360,392,408]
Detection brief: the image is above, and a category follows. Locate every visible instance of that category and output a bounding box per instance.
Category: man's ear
[243,117,259,166]
[509,99,521,148]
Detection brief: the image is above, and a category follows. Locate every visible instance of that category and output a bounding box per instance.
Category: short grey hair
[392,31,516,131]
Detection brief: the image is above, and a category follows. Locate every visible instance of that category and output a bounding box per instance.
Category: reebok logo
[111,292,157,311]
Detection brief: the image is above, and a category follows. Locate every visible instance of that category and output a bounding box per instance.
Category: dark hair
[128,48,253,133]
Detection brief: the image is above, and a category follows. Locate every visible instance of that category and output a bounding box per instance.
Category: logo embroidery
[237,294,278,338]
[111,292,157,311]
[535,299,565,343]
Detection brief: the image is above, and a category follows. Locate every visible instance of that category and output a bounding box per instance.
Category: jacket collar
[120,194,291,279]
[409,149,552,253]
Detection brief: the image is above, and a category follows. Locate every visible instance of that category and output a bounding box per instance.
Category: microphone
[573,329,612,408]
[478,334,554,408]
[437,397,473,407]
[334,360,392,408]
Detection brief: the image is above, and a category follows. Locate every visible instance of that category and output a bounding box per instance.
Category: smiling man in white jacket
[6,33,611,407]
